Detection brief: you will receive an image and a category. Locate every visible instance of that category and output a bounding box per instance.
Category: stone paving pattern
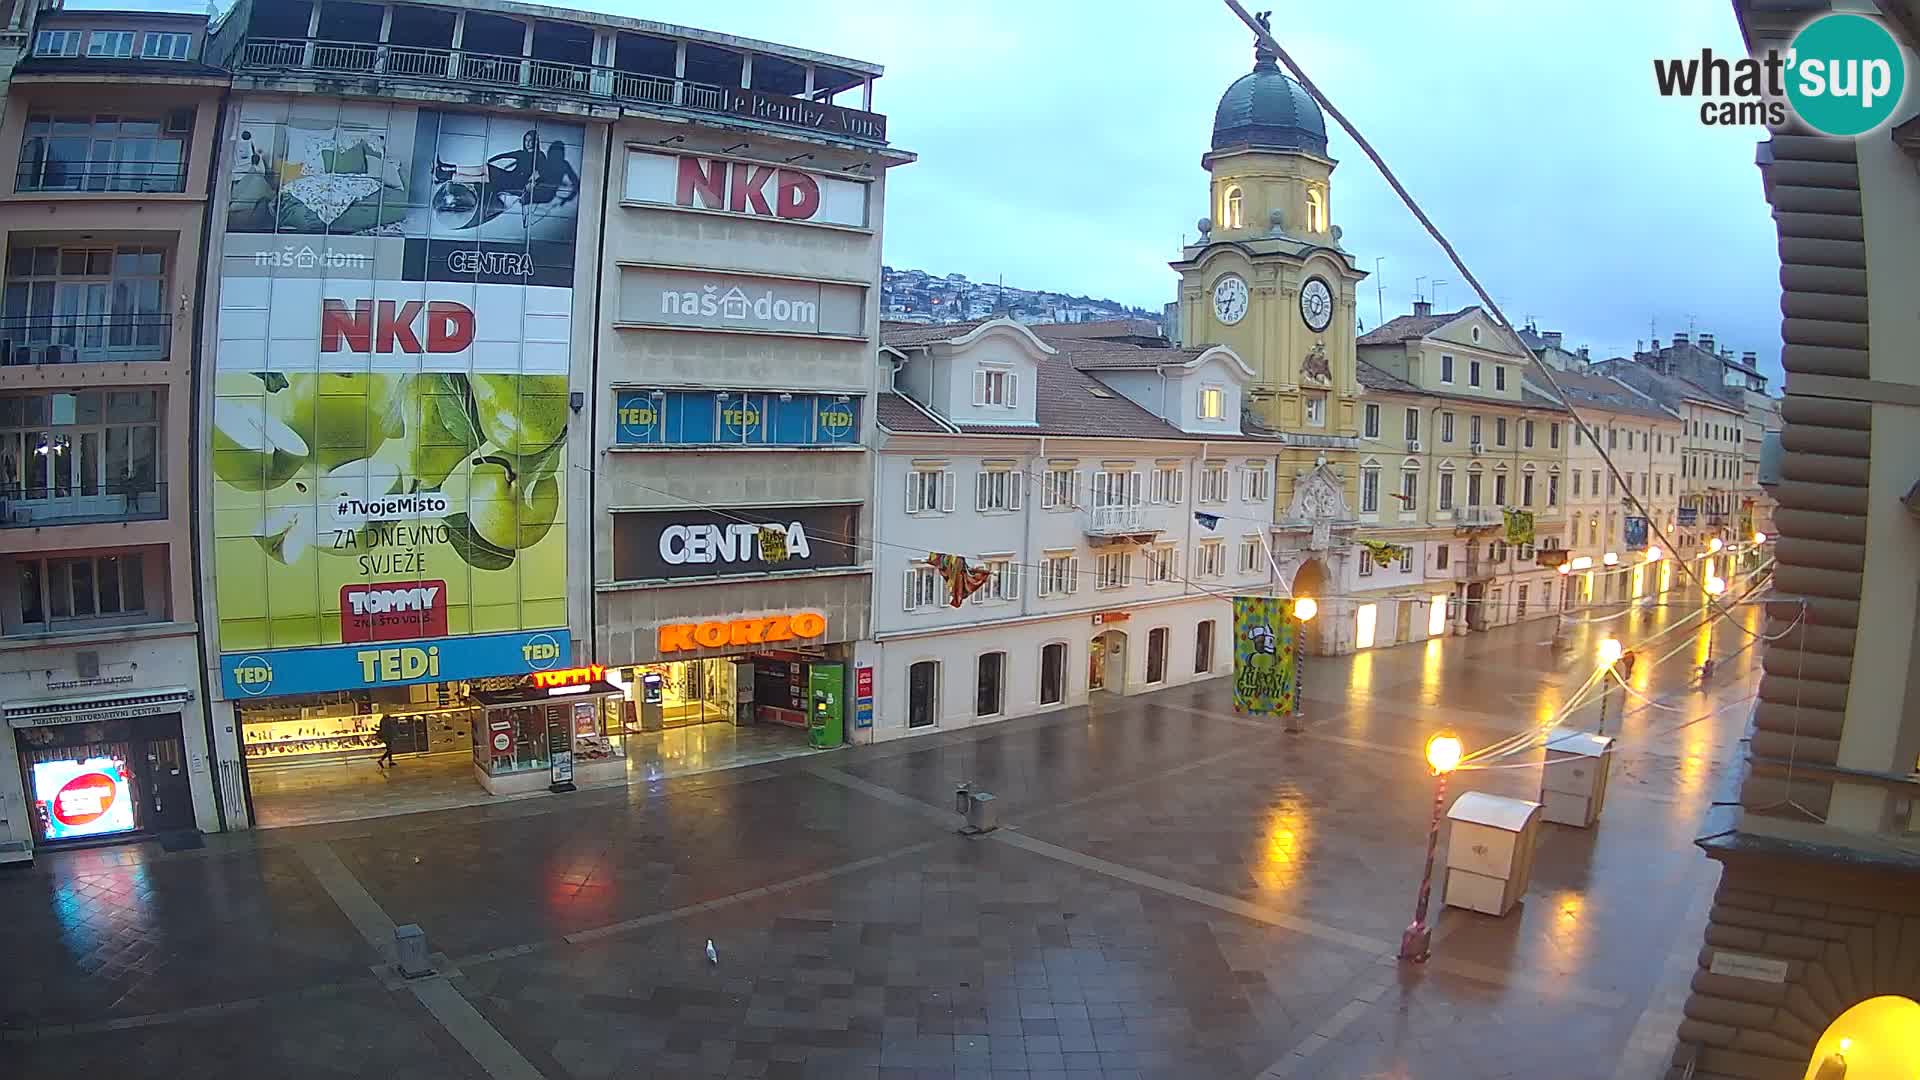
[0,603,1762,1079]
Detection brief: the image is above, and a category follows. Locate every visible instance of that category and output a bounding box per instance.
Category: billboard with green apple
[210,97,581,689]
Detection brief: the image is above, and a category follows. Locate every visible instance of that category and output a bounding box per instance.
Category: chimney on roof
[1699,333,1715,352]
[1650,337,1660,350]
[1412,299,1432,317]
[1741,350,1757,364]
[1673,332,1689,346]
[1543,331,1563,348]
[1578,345,1590,362]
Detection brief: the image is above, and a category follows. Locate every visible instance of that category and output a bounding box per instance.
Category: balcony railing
[0,481,166,528]
[0,314,172,365]
[1087,504,1147,536]
[236,37,888,143]
[15,164,188,195]
[1452,554,1488,580]
[1456,506,1501,528]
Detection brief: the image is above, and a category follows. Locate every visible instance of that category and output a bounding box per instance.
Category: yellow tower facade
[1171,27,1367,607]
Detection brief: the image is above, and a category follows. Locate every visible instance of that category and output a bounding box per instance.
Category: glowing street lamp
[1701,576,1727,683]
[1603,552,1619,566]
[1708,536,1724,554]
[1284,597,1316,734]
[1598,637,1623,733]
[1399,731,1464,963]
[1644,546,1663,562]
[1753,531,1767,545]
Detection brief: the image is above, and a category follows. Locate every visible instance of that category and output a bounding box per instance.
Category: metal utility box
[1444,792,1543,917]
[808,662,845,748]
[1540,727,1615,827]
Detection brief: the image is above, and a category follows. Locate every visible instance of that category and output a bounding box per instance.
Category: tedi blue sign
[220,629,570,699]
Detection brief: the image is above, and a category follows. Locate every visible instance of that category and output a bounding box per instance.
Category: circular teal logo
[1786,14,1906,136]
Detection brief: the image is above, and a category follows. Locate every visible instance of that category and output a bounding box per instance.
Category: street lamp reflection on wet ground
[1399,730,1463,963]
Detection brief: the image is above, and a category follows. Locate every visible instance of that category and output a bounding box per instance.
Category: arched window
[1306,187,1326,232]
[1224,186,1244,229]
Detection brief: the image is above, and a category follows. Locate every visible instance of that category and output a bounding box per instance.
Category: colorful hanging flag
[1357,539,1409,568]
[1503,507,1535,546]
[926,553,993,608]
[1233,596,1299,717]
[758,525,789,563]
[1194,512,1220,531]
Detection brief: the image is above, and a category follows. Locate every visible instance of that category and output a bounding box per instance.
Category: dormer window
[34,30,81,57]
[1224,186,1244,230]
[1198,385,1225,420]
[974,366,1017,409]
[141,32,193,61]
[86,30,136,58]
[1306,187,1326,232]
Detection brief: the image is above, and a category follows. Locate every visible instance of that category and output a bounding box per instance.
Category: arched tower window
[1306,187,1327,233]
[1224,186,1244,229]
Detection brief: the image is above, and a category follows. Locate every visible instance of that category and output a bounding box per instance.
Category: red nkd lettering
[776,169,821,220]
[675,156,727,210]
[728,163,777,216]
[320,299,475,354]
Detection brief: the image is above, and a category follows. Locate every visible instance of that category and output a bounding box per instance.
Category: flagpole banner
[1503,508,1536,546]
[1233,596,1298,716]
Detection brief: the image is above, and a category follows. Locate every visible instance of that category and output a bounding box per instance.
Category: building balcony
[0,481,167,528]
[0,314,172,365]
[235,38,888,144]
[1452,554,1489,581]
[1085,504,1162,545]
[14,163,188,196]
[1455,506,1501,529]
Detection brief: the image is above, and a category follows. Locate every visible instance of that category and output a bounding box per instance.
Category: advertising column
[211,98,582,701]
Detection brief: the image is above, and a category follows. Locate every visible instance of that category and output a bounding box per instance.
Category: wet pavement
[0,598,1764,1079]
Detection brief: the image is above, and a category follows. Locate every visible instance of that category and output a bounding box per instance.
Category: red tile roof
[879,320,995,347]
[874,392,953,433]
[1028,318,1165,343]
[1355,307,1476,345]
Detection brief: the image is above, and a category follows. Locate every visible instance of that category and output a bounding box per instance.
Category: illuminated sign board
[530,664,607,689]
[657,611,828,654]
[219,630,569,698]
[614,390,859,447]
[33,757,137,842]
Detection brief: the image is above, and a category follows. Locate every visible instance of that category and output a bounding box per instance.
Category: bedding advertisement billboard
[211,97,581,689]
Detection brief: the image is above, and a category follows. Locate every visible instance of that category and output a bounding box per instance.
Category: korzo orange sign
[658,612,827,653]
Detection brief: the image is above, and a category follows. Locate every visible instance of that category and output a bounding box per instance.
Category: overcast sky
[133,0,1785,381]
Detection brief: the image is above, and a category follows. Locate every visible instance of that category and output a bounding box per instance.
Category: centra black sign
[612,504,860,581]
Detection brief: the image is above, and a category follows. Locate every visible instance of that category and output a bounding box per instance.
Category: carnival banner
[1624,516,1649,549]
[1357,539,1410,568]
[1503,508,1535,546]
[1233,596,1299,717]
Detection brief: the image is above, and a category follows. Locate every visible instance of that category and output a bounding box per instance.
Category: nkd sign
[618,267,866,338]
[623,150,870,228]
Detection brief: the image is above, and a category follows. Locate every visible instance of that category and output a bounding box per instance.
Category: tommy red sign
[340,581,450,643]
[322,299,476,354]
[623,150,869,228]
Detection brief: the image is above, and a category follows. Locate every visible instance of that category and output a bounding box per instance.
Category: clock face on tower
[1212,274,1249,325]
[1300,277,1334,332]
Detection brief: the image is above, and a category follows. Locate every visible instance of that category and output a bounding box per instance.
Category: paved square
[0,607,1758,1079]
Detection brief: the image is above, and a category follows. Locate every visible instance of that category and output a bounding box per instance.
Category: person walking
[376,714,397,769]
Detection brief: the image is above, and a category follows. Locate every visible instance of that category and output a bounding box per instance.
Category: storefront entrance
[1089,630,1126,693]
[11,710,192,848]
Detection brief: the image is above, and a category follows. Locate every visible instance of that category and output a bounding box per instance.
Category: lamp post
[1700,575,1727,683]
[1285,597,1317,734]
[1597,636,1623,734]
[1399,730,1463,963]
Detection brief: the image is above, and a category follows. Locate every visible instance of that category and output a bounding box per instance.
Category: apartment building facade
[1351,304,1568,641]
[864,318,1278,740]
[192,0,900,828]
[0,7,226,862]
[1543,368,1684,606]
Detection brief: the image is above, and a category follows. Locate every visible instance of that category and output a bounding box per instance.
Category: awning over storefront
[5,687,194,729]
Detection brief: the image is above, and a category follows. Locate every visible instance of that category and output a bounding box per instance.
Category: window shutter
[905,470,919,512]
[1007,562,1021,599]
[1006,372,1019,408]
[973,369,987,406]
[1129,471,1142,505]
[1068,558,1080,594]
[1009,473,1023,510]
[903,568,918,611]
[975,470,989,511]
[941,469,956,512]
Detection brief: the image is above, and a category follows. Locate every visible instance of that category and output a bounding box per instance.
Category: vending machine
[808,662,845,748]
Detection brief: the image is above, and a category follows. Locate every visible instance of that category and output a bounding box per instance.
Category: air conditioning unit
[1406,439,1422,452]
[1469,441,1484,454]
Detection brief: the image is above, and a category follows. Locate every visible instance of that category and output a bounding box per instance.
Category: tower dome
[1211,34,1328,157]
